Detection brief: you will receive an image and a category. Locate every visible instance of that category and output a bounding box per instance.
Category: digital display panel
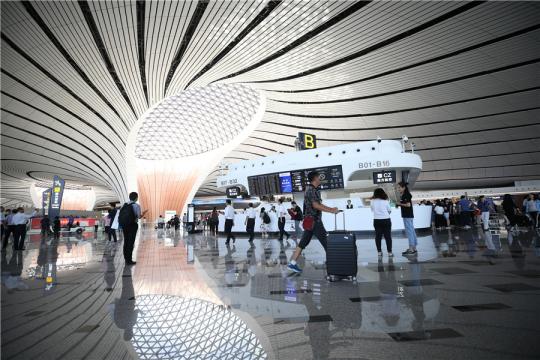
[291,165,344,192]
[247,165,344,195]
[279,173,292,193]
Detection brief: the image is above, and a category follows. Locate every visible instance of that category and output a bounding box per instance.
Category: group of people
[155,214,181,231]
[502,193,540,230]
[1,207,39,251]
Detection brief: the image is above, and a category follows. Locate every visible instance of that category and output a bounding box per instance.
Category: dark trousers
[529,211,538,228]
[246,218,255,241]
[460,212,471,226]
[278,217,289,240]
[107,226,117,242]
[225,219,235,243]
[122,223,138,262]
[373,219,392,252]
[2,225,15,249]
[298,220,327,251]
[13,224,27,250]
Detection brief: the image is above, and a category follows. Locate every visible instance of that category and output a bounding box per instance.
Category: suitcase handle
[334,210,345,231]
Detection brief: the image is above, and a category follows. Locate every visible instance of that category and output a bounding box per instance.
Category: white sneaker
[388,252,394,257]
[378,252,383,258]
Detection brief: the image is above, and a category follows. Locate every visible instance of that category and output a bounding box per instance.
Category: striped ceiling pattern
[1,0,539,206]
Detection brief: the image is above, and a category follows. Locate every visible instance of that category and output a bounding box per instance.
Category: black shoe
[225,241,230,246]
[233,238,236,244]
[286,234,290,240]
[126,261,136,265]
[402,249,414,255]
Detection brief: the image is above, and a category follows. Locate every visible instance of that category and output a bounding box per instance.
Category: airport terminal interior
[1,1,539,359]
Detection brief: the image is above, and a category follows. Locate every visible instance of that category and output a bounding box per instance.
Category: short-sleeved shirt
[304,185,322,219]
[400,192,414,218]
[130,202,141,218]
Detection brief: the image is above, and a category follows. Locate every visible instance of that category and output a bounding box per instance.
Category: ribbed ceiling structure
[1,0,539,206]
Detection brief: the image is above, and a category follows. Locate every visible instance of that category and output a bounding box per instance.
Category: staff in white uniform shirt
[2,209,16,251]
[277,198,290,241]
[244,203,257,243]
[224,199,236,245]
[370,189,393,258]
[12,207,38,251]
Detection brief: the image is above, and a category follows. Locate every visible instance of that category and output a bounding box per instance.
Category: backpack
[263,212,271,224]
[118,203,136,227]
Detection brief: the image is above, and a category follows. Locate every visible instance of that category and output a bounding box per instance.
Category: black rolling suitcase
[326,211,357,282]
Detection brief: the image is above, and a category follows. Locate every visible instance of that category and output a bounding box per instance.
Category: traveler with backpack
[289,201,303,240]
[277,198,290,241]
[260,207,270,238]
[287,171,339,273]
[244,203,256,243]
[118,192,147,265]
[209,207,219,236]
[224,199,236,245]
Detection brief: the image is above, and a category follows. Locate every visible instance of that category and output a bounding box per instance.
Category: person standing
[259,207,270,238]
[67,215,74,233]
[40,215,51,236]
[157,215,165,229]
[173,215,180,231]
[224,199,236,245]
[0,206,5,242]
[458,196,473,229]
[277,198,290,241]
[434,201,446,230]
[524,194,538,229]
[371,188,393,258]
[2,209,16,251]
[477,195,492,231]
[397,182,418,256]
[119,192,148,265]
[12,208,38,250]
[287,171,339,273]
[108,207,118,242]
[346,200,354,209]
[245,203,256,243]
[209,207,219,236]
[502,194,518,230]
[53,216,61,240]
[289,201,303,240]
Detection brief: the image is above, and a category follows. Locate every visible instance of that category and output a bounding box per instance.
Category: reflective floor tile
[484,283,540,292]
[430,267,477,275]
[452,303,511,312]
[398,279,443,286]
[388,328,463,341]
[506,270,540,278]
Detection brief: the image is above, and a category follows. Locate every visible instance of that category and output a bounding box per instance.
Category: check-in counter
[218,205,431,233]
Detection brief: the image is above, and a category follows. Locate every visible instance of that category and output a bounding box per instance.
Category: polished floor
[2,225,540,359]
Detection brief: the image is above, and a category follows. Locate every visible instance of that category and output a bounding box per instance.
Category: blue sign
[48,176,65,220]
[279,173,293,193]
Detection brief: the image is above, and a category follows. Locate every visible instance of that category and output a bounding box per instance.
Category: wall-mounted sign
[373,170,396,184]
[226,186,241,198]
[298,132,317,150]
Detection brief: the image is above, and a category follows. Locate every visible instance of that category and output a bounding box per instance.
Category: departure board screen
[291,165,344,192]
[248,165,344,195]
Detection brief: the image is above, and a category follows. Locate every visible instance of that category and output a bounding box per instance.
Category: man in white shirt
[12,207,38,250]
[224,199,236,245]
[277,198,290,241]
[2,209,16,251]
[244,203,257,243]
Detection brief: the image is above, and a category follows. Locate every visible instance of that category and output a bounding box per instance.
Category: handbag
[302,215,314,231]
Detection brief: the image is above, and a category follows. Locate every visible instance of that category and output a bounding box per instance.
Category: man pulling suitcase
[287,171,339,273]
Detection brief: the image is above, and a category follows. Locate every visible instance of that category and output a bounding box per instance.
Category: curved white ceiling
[1,0,539,205]
[135,84,263,160]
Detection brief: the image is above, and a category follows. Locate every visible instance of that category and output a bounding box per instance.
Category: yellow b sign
[299,132,317,150]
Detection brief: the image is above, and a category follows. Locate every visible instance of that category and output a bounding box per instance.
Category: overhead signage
[247,165,344,195]
[226,186,241,198]
[373,170,396,184]
[298,132,317,150]
[48,176,65,220]
[42,188,51,216]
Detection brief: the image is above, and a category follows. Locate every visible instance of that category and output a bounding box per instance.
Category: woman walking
[370,188,393,258]
[397,182,418,255]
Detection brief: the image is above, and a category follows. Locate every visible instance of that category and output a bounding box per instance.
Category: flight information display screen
[291,165,344,192]
[247,165,344,195]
